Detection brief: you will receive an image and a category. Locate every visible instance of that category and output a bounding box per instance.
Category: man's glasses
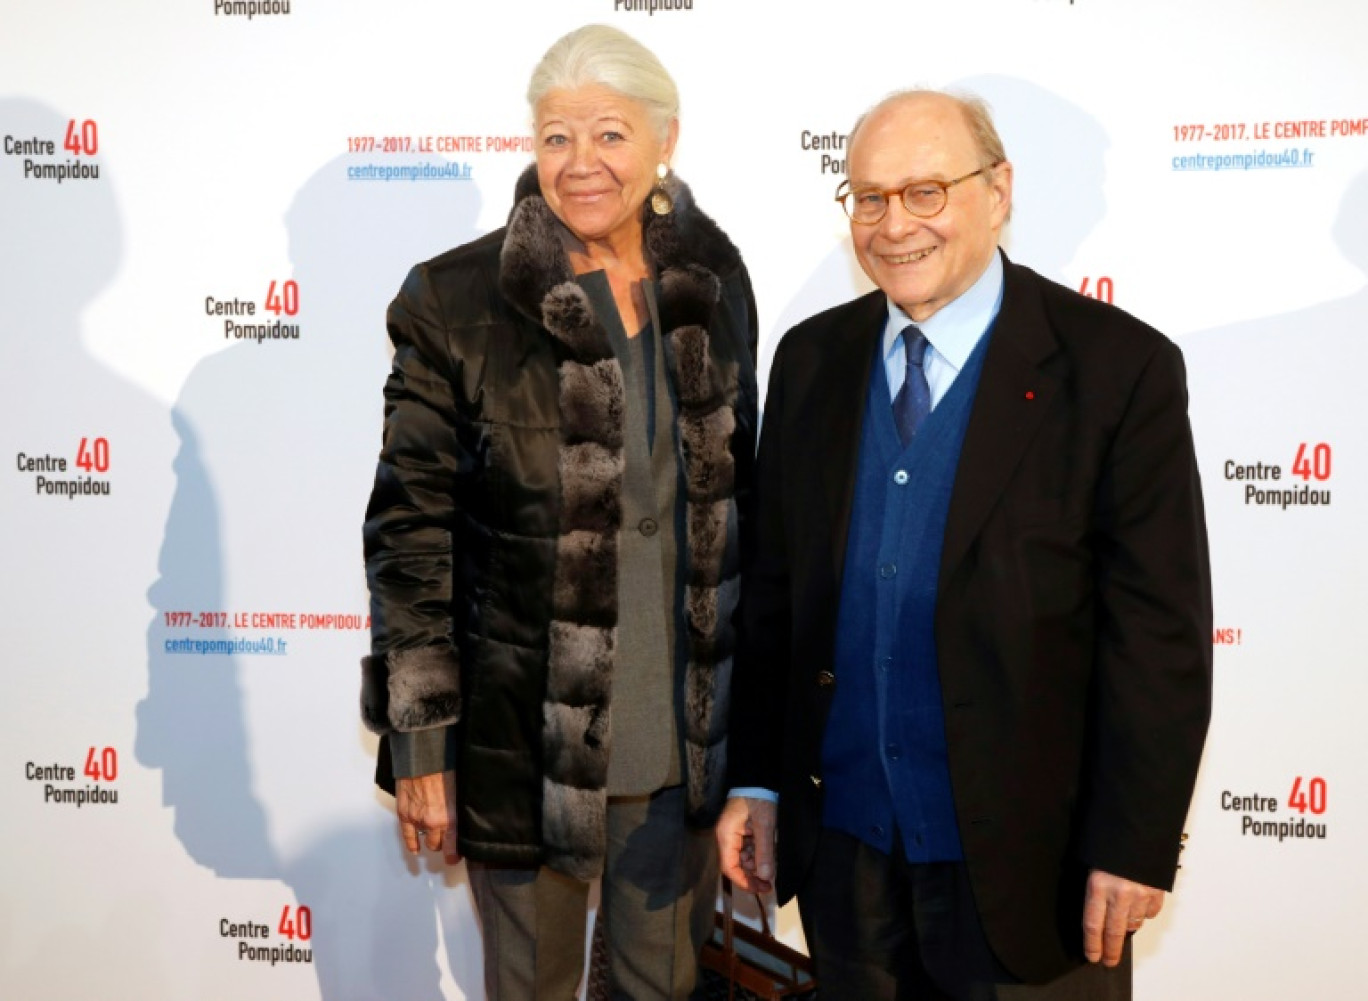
[835,162,1002,224]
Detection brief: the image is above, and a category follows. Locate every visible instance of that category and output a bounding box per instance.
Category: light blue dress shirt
[882,249,1005,408]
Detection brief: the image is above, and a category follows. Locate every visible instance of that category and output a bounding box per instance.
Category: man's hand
[395,770,460,864]
[716,796,777,894]
[1082,869,1165,966]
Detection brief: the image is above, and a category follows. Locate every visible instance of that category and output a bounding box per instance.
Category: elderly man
[718,90,1211,999]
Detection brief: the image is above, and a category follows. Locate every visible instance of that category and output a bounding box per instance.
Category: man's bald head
[848,89,1007,175]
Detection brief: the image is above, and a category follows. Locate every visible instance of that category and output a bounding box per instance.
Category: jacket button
[810,775,823,789]
[638,517,658,537]
[816,670,835,687]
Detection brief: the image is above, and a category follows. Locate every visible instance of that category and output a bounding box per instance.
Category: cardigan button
[816,670,835,687]
[638,517,658,537]
[893,469,909,485]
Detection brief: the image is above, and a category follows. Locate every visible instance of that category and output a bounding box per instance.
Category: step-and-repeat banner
[3,2,1365,998]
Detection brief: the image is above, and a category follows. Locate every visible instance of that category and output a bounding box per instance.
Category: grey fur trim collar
[498,169,741,880]
[500,166,742,328]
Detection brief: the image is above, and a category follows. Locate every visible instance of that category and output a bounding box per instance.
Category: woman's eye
[543,134,567,147]
[601,131,624,143]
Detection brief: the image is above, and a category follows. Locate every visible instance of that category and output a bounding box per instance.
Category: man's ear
[989,160,1014,227]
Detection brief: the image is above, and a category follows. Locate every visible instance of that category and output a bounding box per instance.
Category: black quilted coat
[360,168,757,879]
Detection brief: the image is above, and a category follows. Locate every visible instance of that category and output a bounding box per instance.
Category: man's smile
[881,246,937,266]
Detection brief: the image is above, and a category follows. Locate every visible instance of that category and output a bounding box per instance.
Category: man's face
[847,95,1012,323]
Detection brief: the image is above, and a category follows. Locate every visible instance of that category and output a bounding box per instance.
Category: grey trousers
[468,785,719,1000]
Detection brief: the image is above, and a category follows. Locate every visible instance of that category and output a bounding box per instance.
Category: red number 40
[1291,443,1331,481]
[84,747,117,781]
[264,280,300,316]
[76,437,110,473]
[64,119,98,156]
[1287,776,1327,815]
[279,905,313,941]
[1078,276,1114,304]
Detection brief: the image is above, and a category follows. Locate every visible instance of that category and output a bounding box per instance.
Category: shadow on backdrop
[136,152,484,999]
[1180,166,1368,623]
[1,96,172,1000]
[954,74,1108,280]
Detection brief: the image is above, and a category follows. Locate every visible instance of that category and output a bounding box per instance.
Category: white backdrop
[3,1,1365,998]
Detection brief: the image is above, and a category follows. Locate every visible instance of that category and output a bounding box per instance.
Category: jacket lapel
[817,291,886,583]
[940,258,1062,580]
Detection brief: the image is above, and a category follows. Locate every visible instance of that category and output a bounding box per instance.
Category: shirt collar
[882,250,1005,372]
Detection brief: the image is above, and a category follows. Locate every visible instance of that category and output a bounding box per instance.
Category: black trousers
[798,829,1130,1001]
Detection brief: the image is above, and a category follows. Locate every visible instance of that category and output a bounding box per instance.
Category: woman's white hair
[527,24,679,140]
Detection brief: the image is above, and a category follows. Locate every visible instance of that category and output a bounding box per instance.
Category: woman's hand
[395,770,460,864]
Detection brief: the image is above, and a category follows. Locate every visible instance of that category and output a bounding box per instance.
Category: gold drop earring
[650,162,674,216]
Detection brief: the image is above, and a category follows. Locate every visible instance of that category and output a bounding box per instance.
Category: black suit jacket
[730,254,1212,983]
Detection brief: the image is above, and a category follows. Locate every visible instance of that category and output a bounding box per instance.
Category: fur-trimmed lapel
[496,167,743,881]
[499,166,742,326]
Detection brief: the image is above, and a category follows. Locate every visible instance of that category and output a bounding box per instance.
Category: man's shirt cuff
[728,786,778,803]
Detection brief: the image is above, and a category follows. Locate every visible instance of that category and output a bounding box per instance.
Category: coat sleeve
[359,262,472,738]
[728,334,794,792]
[728,263,761,573]
[1079,337,1213,889]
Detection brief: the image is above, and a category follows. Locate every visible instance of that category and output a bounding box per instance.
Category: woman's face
[534,84,677,248]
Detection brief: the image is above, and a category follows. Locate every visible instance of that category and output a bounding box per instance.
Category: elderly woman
[360,24,756,1000]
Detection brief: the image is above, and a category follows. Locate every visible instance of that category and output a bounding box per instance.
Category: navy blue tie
[892,326,931,445]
